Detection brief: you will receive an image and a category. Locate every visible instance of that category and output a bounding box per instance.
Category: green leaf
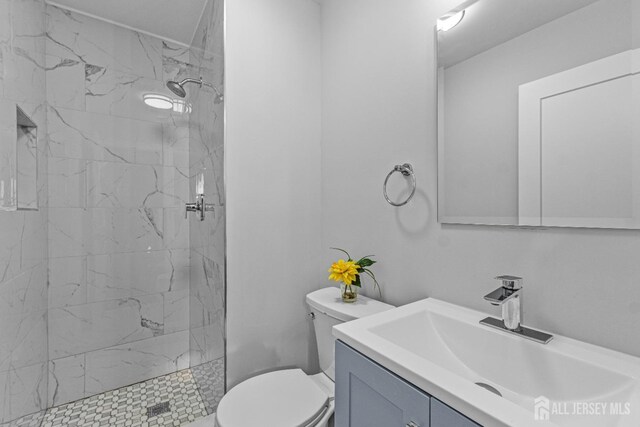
[352,274,362,287]
[330,247,352,261]
[357,258,376,268]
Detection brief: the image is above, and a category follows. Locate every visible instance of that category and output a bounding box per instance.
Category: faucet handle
[185,202,198,219]
[495,275,522,290]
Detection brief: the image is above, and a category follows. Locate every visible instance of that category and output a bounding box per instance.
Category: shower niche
[0,105,38,211]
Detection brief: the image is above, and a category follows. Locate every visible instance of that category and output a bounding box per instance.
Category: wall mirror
[437,0,638,228]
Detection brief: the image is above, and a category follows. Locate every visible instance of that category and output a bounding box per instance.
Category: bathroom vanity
[335,340,479,427]
[332,298,640,427]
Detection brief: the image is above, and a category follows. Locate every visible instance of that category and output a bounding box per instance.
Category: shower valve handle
[185,202,198,219]
[185,195,214,221]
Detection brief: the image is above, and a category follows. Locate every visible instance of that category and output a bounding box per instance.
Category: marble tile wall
[0,1,226,421]
[188,0,226,411]
[45,5,194,408]
[0,0,49,424]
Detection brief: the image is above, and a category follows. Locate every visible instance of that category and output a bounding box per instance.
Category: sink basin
[333,298,640,427]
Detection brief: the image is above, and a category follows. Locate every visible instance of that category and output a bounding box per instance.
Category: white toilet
[215,287,394,427]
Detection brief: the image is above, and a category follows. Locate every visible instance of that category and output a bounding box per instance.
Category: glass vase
[341,283,358,303]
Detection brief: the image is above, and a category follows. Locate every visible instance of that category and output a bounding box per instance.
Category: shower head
[166,80,187,98]
[166,77,223,103]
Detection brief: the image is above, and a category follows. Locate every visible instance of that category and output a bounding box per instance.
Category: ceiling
[438,0,601,67]
[46,0,208,46]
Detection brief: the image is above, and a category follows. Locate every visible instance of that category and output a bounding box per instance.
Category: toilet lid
[216,369,329,427]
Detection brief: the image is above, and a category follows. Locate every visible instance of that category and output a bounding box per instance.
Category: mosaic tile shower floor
[191,360,225,415]
[43,369,207,427]
[6,362,224,427]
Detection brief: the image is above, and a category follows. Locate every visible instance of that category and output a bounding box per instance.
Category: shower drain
[147,401,171,417]
[475,382,502,397]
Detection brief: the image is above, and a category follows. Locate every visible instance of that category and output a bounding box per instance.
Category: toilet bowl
[215,287,394,427]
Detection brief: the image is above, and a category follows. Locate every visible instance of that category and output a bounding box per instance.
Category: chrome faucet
[483,275,522,330]
[480,275,553,344]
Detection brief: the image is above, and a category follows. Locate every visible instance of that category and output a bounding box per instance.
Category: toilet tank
[306,288,393,381]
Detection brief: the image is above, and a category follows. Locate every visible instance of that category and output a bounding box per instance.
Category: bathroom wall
[226,0,323,388]
[0,0,49,424]
[45,5,192,406]
[188,0,226,413]
[321,0,640,358]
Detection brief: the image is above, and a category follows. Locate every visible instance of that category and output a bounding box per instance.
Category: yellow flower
[328,259,359,285]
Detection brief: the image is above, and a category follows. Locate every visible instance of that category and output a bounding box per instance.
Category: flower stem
[362,268,382,298]
[331,247,352,260]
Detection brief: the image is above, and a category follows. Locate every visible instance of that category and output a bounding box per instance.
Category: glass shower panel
[45,4,192,407]
[188,0,226,414]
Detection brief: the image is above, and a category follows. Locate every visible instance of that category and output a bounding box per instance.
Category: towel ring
[383,163,416,207]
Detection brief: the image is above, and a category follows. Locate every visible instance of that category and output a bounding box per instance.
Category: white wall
[226,0,640,390]
[225,0,323,387]
[321,0,640,358]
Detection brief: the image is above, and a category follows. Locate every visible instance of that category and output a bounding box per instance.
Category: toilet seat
[215,369,330,427]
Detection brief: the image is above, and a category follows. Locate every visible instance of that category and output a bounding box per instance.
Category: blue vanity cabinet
[335,340,430,427]
[335,340,481,427]
[431,398,481,427]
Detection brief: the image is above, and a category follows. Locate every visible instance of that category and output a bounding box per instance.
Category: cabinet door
[431,398,481,427]
[335,340,430,427]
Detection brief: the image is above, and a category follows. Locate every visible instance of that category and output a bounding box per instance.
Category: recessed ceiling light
[437,10,465,32]
[143,93,173,110]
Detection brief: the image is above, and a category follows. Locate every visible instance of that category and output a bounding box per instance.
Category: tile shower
[0,0,225,425]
